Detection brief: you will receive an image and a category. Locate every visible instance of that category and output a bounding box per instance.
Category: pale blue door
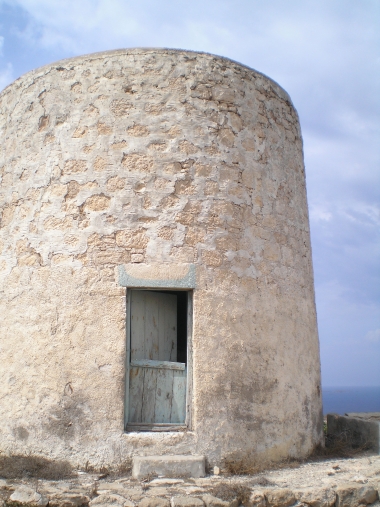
[128,290,186,424]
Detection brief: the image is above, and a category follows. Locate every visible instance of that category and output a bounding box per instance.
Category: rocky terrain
[1,453,379,506]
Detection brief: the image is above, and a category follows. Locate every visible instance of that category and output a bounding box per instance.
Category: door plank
[131,291,177,361]
[141,367,157,423]
[159,293,177,361]
[131,359,185,370]
[144,291,160,360]
[154,368,174,423]
[171,368,187,423]
[130,291,146,361]
[126,423,186,432]
[128,366,144,423]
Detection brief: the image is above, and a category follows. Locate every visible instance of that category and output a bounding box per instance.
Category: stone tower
[0,49,322,469]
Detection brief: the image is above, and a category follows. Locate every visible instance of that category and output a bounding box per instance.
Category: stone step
[132,455,206,479]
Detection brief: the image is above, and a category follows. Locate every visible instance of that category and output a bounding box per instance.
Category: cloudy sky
[0,0,379,387]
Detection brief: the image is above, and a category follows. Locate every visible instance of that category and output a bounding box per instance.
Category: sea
[322,386,380,415]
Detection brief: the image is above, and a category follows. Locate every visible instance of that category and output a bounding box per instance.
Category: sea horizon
[322,385,380,415]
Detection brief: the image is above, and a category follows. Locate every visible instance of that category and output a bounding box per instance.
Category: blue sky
[0,0,379,386]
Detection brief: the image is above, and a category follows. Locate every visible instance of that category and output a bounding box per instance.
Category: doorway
[125,289,192,431]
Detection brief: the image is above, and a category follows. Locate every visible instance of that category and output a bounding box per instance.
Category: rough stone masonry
[2,455,380,507]
[0,48,322,469]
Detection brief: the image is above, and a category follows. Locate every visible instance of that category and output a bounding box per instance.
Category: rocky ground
[1,453,379,507]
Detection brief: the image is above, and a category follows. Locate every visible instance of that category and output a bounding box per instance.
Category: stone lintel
[118,264,196,289]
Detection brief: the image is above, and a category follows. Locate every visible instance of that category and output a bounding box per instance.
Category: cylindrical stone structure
[0,48,322,469]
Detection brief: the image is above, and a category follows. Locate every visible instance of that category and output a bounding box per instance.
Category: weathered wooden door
[127,290,187,425]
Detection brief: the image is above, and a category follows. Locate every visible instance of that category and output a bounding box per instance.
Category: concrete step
[132,455,206,479]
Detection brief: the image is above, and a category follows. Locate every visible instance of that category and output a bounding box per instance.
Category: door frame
[124,288,193,432]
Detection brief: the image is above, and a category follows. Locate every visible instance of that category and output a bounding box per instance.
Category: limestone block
[149,479,184,485]
[202,494,230,507]
[132,455,205,479]
[9,486,48,506]
[327,414,380,453]
[97,482,129,492]
[265,488,296,507]
[138,498,170,507]
[335,483,378,507]
[172,496,205,507]
[246,490,266,507]
[47,492,91,507]
[90,494,134,506]
[295,487,336,507]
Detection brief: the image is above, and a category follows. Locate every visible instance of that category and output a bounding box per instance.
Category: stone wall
[0,48,322,468]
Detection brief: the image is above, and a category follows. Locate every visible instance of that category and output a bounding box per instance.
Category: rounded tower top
[1,47,293,106]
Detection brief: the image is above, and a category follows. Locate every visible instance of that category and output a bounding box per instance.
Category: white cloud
[340,203,380,227]
[310,205,333,223]
[5,0,145,54]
